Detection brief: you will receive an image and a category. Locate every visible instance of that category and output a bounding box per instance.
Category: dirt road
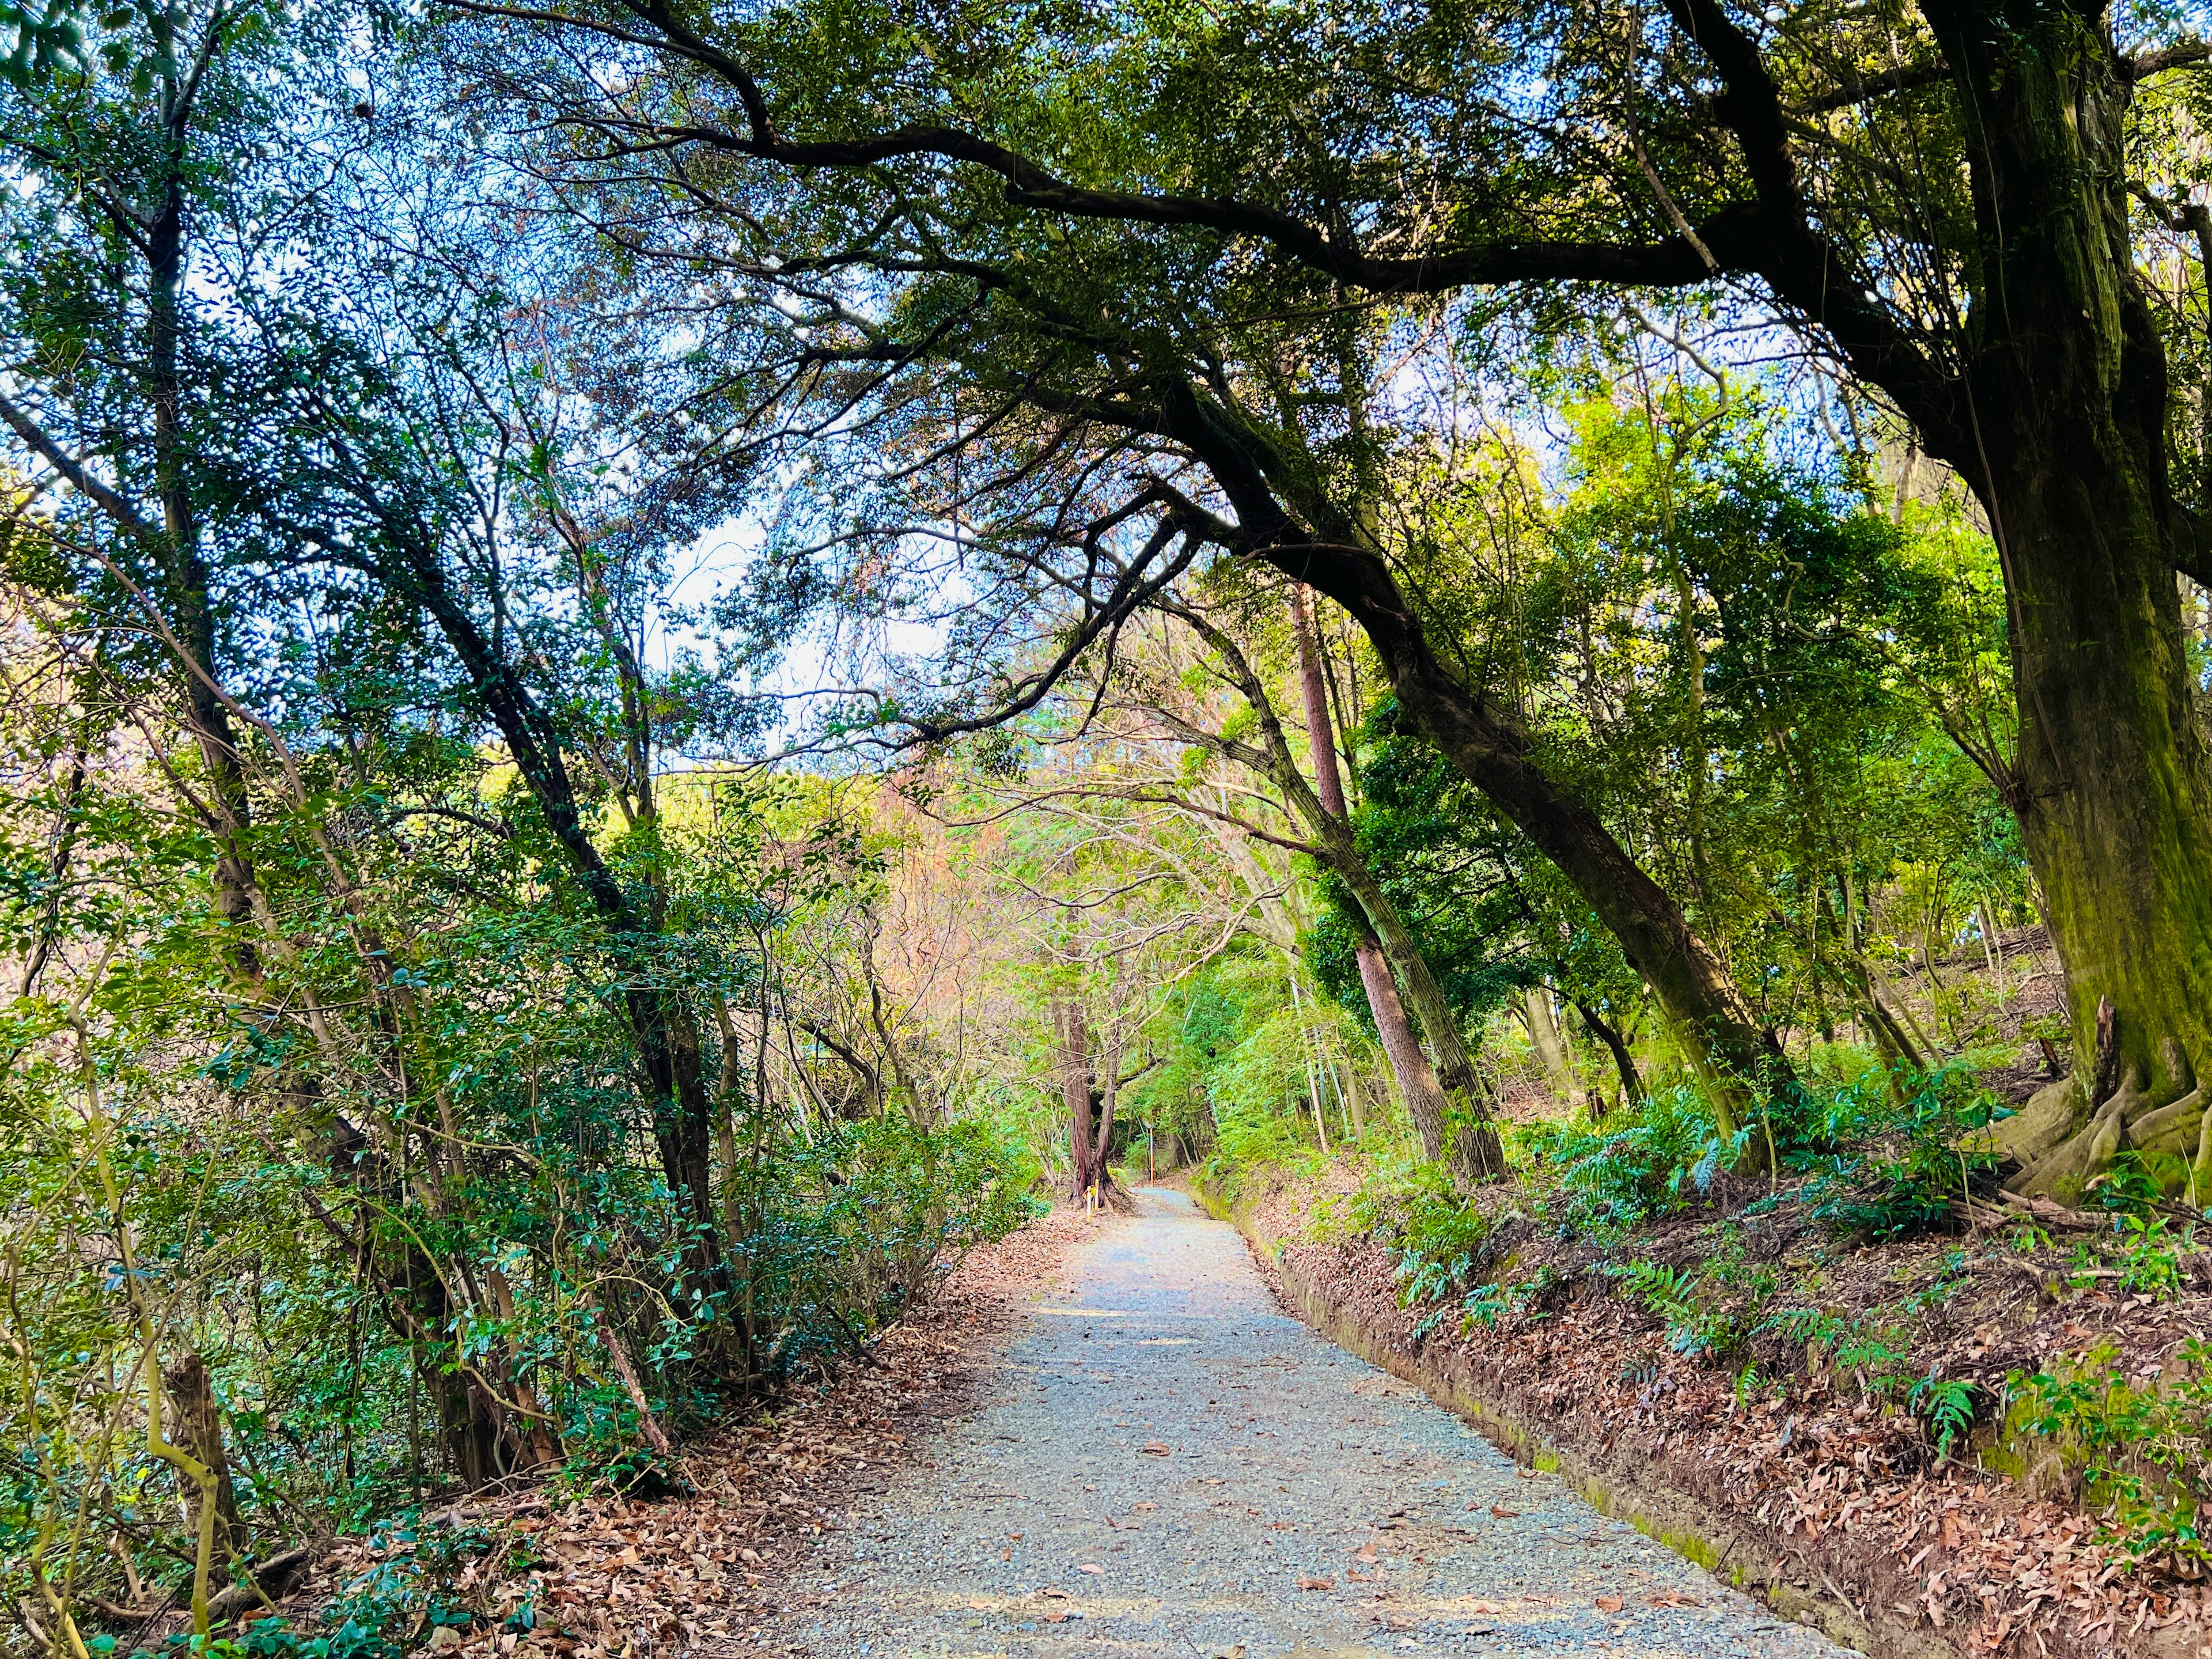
[762,1188,1842,1657]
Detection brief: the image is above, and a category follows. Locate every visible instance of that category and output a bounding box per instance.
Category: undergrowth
[2014,1339,2212,1567]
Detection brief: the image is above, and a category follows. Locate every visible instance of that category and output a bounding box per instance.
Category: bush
[1513,1085,1725,1233]
[1802,1063,2006,1240]
[732,1115,1041,1373]
[2014,1340,2212,1566]
[1196,1105,1324,1205]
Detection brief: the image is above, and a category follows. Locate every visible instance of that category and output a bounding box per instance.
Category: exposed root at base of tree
[1993,1055,2212,1204]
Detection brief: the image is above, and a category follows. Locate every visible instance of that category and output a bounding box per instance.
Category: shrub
[1196,1104,1324,1205]
[1803,1063,2005,1241]
[1514,1085,1724,1233]
[733,1114,1040,1372]
[2014,1340,2212,1566]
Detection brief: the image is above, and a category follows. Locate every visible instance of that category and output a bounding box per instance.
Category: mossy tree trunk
[1915,2,2212,1196]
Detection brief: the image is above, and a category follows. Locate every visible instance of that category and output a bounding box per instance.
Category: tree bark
[1089,1047,1124,1200]
[336,507,728,1293]
[1521,988,1580,1105]
[161,1354,243,1571]
[1056,999,1094,1198]
[1353,937,1457,1163]
[1891,10,2212,1197]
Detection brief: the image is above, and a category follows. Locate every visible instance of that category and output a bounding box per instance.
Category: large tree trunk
[1914,7,2212,1198]
[1976,417,2212,1193]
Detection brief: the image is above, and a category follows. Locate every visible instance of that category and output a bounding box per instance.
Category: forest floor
[279,1209,1094,1659]
[743,1188,1837,1658]
[1225,1162,2212,1659]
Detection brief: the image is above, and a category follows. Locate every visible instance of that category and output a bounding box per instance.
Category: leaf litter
[278,1209,1090,1659]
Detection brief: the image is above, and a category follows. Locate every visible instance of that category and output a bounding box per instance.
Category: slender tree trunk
[1570,997,1644,1113]
[142,102,263,990]
[1091,1056,1122,1194]
[349,513,729,1298]
[1282,590,1497,1177]
[1057,1000,1094,1198]
[1355,939,1455,1161]
[1521,988,1580,1104]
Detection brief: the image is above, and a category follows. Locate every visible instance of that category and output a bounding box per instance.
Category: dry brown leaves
[1241,1173,2209,1659]
[285,1209,1090,1659]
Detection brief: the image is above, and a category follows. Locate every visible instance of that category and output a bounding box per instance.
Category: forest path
[758,1188,1839,1658]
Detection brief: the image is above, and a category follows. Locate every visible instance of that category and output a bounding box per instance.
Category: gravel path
[764,1188,1844,1658]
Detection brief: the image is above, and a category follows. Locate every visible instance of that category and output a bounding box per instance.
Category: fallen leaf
[967,1601,993,1612]
[1141,1442,1172,1456]
[1468,1600,1506,1615]
[1297,1575,1336,1592]
[1649,1592,1701,1609]
[1133,1502,1158,1512]
[1595,1594,1624,1613]
[1078,1563,1104,1575]
[1043,1612,1067,1624]
[1490,1506,1520,1519]
[998,1547,1012,1562]
[1354,1543,1380,1564]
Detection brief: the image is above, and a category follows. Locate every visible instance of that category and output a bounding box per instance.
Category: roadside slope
[1206,1174,2204,1659]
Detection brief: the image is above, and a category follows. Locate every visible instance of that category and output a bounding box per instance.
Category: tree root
[1992,1050,2209,1203]
[1955,1190,2107,1233]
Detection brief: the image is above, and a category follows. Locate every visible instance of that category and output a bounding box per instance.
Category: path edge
[1192,1179,1956,1659]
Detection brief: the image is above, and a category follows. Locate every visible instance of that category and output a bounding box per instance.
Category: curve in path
[766,1188,1843,1657]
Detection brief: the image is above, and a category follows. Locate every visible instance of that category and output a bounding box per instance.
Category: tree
[448,0,2212,1190]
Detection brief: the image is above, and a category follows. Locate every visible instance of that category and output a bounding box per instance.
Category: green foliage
[1460,1283,1510,1330]
[1346,1155,1491,1264]
[1603,1259,1746,1362]
[1801,1063,2006,1240]
[2014,1341,2212,1566]
[1513,1085,1725,1233]
[1908,1370,1979,1457]
[2088,1211,2190,1302]
[728,1116,1043,1371]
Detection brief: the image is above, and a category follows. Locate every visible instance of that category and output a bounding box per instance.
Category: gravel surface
[761,1188,1844,1657]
